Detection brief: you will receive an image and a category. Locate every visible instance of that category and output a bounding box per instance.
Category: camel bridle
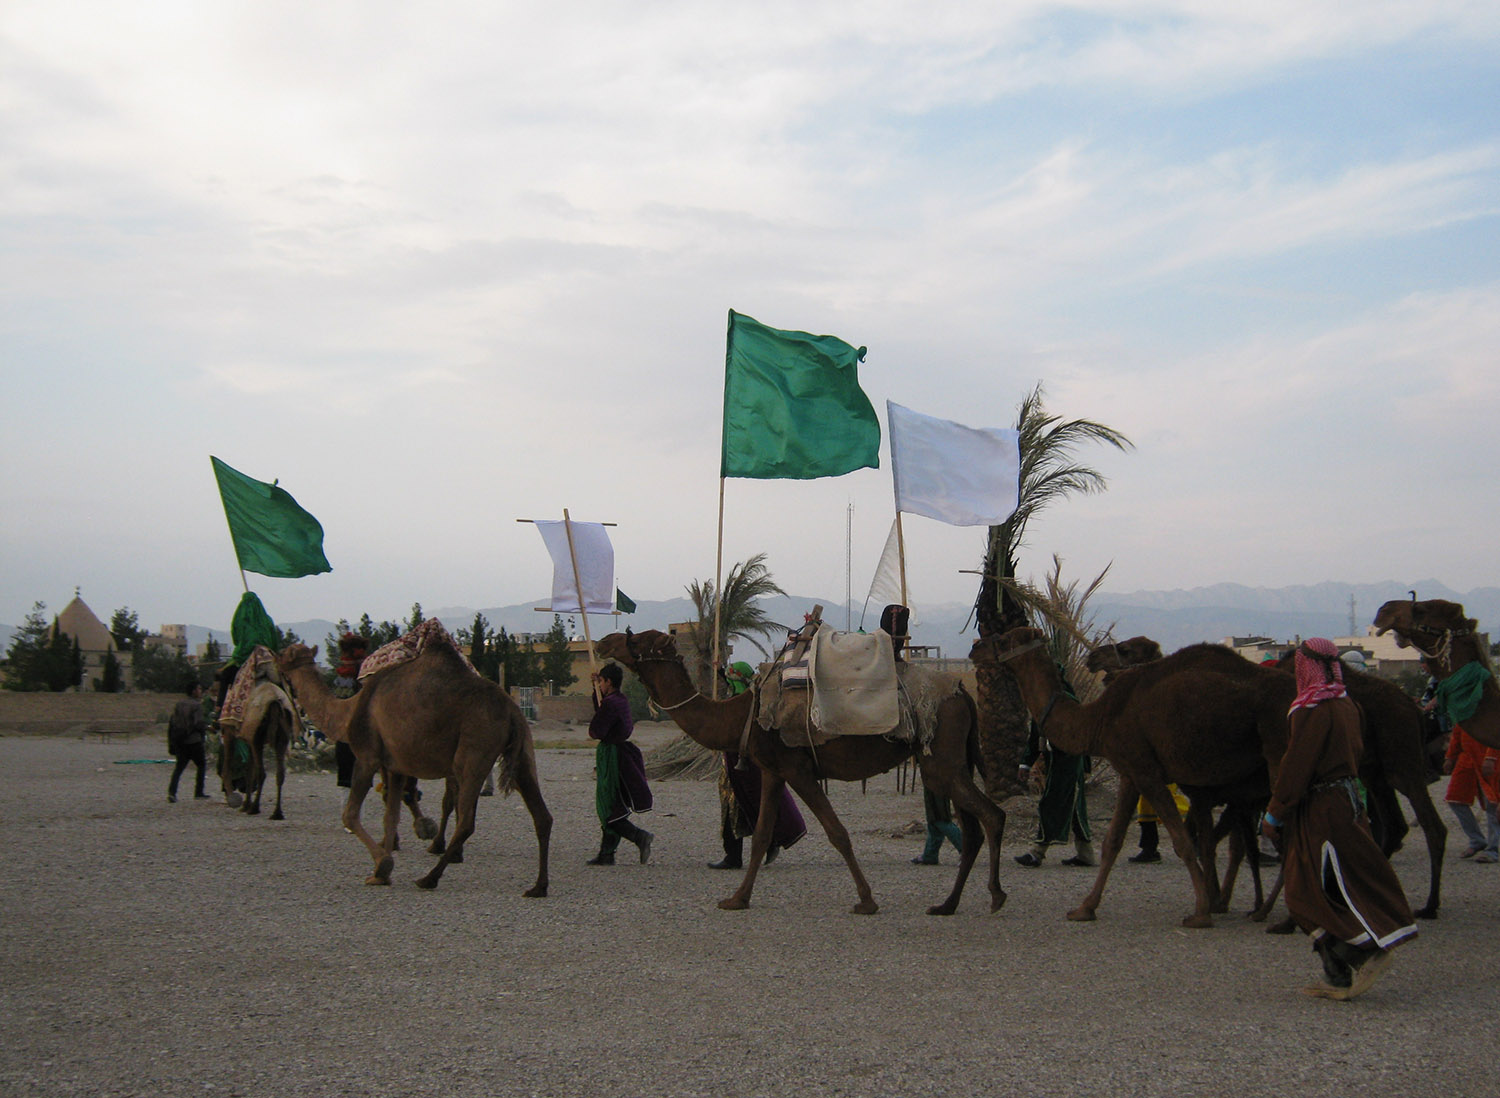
[619,635,704,713]
[975,635,1063,732]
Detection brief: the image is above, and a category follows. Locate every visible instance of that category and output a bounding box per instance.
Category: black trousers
[601,818,647,853]
[169,743,206,797]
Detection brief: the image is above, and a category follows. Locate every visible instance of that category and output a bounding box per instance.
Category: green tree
[3,602,52,691]
[685,553,787,694]
[406,602,424,633]
[98,649,124,693]
[500,627,543,689]
[132,642,197,693]
[109,607,145,653]
[539,616,576,695]
[461,612,501,683]
[972,382,1132,798]
[196,637,225,691]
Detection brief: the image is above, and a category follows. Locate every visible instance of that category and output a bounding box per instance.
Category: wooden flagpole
[711,477,726,700]
[560,509,601,701]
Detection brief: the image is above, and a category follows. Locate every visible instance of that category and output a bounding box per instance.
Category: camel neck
[284,664,352,740]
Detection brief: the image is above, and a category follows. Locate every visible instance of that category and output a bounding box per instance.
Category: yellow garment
[1136,785,1190,823]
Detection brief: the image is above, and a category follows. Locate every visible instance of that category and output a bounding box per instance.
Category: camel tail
[494,708,534,798]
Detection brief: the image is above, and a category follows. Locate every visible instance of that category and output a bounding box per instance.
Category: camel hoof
[1181,914,1214,929]
[414,818,438,841]
[718,896,750,911]
[851,901,879,916]
[522,884,548,898]
[926,903,957,917]
[427,841,446,856]
[415,875,438,891]
[1267,919,1296,935]
[989,890,1008,913]
[1415,904,1438,920]
[1066,907,1097,922]
[364,875,391,886]
[271,810,284,821]
[449,848,463,864]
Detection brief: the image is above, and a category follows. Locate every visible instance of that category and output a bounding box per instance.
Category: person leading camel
[1014,667,1094,869]
[1261,639,1417,999]
[711,661,806,870]
[1441,726,1500,862]
[587,663,654,866]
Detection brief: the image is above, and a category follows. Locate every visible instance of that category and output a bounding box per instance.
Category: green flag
[720,309,880,479]
[211,456,332,579]
[615,588,637,614]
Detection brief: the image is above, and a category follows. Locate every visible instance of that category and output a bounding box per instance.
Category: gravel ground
[0,727,1493,1098]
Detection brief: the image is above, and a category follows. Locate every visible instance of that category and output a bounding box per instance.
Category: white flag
[865,518,908,614]
[534,520,615,614]
[888,401,1020,527]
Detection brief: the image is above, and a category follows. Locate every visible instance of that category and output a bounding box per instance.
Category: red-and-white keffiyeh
[1289,636,1348,712]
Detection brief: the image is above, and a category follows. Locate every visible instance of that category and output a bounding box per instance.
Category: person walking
[1262,638,1417,999]
[1442,726,1500,862]
[912,788,963,866]
[710,661,806,869]
[587,663,654,866]
[167,681,210,803]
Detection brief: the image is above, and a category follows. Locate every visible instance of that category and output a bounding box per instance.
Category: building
[50,591,122,691]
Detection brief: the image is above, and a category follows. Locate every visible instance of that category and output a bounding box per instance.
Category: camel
[226,680,299,820]
[595,629,1006,916]
[1085,637,1447,920]
[1375,597,1500,751]
[275,641,551,894]
[972,628,1286,927]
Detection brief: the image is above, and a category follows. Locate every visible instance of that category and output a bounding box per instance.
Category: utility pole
[1349,594,1357,636]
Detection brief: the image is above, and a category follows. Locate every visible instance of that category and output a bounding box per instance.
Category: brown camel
[276,642,551,894]
[1086,637,1447,920]
[1085,637,1163,682]
[1375,597,1500,751]
[226,679,299,821]
[595,629,1006,916]
[972,627,1286,927]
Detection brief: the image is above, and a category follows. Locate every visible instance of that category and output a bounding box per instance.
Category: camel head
[1372,598,1476,653]
[969,626,1047,668]
[595,629,678,670]
[1085,636,1162,677]
[276,642,321,673]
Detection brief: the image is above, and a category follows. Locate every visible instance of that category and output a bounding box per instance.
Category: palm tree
[972,383,1132,798]
[684,553,788,695]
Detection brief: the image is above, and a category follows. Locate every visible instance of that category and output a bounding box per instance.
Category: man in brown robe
[1263,638,1417,999]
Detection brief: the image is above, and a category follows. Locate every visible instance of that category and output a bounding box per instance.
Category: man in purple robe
[587,663,654,865]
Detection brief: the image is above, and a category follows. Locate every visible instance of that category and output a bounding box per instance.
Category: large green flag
[211,456,332,579]
[720,309,880,479]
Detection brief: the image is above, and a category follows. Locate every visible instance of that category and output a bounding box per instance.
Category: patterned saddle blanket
[357,618,480,681]
[219,646,282,732]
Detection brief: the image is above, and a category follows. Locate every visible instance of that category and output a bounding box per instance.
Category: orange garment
[1444,727,1500,805]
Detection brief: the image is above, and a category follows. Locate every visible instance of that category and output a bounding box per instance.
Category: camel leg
[784,767,879,916]
[1254,871,1287,926]
[270,733,287,821]
[1216,814,1243,913]
[719,769,783,911]
[1187,800,1222,912]
[428,779,456,857]
[1145,781,1217,928]
[1397,778,1447,919]
[417,767,483,890]
[920,760,1007,916]
[509,751,552,899]
[244,741,264,815]
[342,762,394,885]
[1067,780,1137,922]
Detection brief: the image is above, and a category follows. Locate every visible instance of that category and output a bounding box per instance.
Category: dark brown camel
[1375,597,1500,751]
[595,629,1006,916]
[1088,636,1447,920]
[276,642,551,894]
[972,628,1285,927]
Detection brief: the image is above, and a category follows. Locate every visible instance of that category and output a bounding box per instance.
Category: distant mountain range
[12,579,1495,663]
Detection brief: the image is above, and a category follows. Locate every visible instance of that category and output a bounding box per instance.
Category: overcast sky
[4,2,1498,632]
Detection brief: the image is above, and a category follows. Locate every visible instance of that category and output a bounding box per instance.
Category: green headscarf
[229,591,280,665]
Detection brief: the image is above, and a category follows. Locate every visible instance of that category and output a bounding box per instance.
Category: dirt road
[0,729,1491,1097]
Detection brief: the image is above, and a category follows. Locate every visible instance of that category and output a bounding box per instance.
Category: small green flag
[211,456,332,579]
[720,310,880,480]
[615,588,637,614]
